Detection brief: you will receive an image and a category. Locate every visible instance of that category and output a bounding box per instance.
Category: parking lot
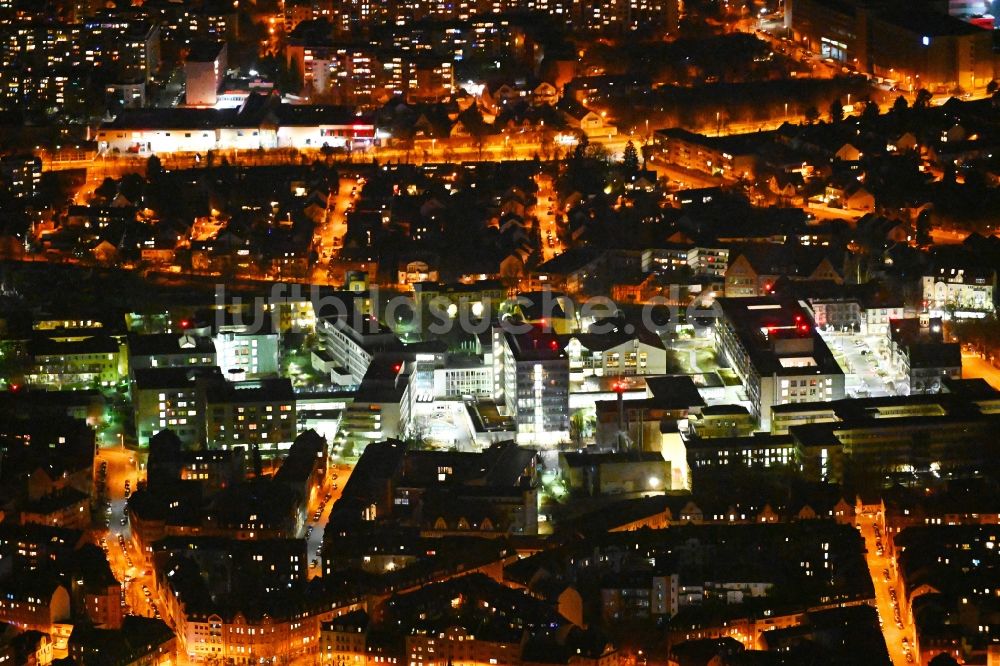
[821,330,898,398]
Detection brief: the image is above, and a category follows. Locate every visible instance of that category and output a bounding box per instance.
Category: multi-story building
[132,366,222,447]
[26,334,124,390]
[20,488,91,529]
[411,280,504,337]
[96,96,378,154]
[147,429,247,490]
[806,297,862,333]
[184,41,227,106]
[0,578,71,635]
[714,297,845,430]
[769,382,1000,480]
[83,12,161,83]
[499,326,570,447]
[316,312,399,385]
[641,244,693,274]
[724,246,844,298]
[653,128,758,180]
[886,317,962,395]
[686,433,796,470]
[380,53,454,102]
[922,265,996,318]
[0,155,41,202]
[789,0,995,92]
[405,624,523,666]
[862,301,906,337]
[601,572,679,621]
[211,320,281,379]
[68,616,176,665]
[686,404,756,439]
[149,2,236,45]
[563,331,668,379]
[688,246,730,279]
[0,523,84,573]
[432,361,494,399]
[200,377,297,453]
[771,382,1000,431]
[320,611,368,666]
[151,536,350,663]
[0,21,86,113]
[127,332,217,378]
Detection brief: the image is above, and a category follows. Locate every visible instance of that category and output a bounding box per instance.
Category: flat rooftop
[716,297,843,378]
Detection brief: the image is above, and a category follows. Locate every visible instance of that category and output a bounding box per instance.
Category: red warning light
[393,363,402,373]
[549,340,559,351]
[799,324,809,333]
[179,318,192,329]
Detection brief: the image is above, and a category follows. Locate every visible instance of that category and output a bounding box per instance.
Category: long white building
[96,92,376,155]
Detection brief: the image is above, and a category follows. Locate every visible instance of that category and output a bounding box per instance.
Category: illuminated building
[201,377,296,453]
[714,297,845,430]
[789,0,995,92]
[921,265,997,318]
[499,326,570,447]
[184,41,227,107]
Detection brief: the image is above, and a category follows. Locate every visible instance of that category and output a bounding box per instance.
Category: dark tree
[829,98,844,123]
[94,177,118,202]
[914,88,933,110]
[804,105,820,124]
[892,95,909,114]
[942,161,957,185]
[622,140,639,173]
[987,80,998,95]
[861,99,879,123]
[119,173,145,204]
[36,171,78,209]
[916,209,932,246]
[146,154,163,180]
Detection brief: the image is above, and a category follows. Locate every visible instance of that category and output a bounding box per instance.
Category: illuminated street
[858,513,917,666]
[962,351,1000,390]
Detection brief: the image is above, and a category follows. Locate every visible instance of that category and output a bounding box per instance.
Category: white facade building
[922,267,996,319]
[96,94,375,155]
